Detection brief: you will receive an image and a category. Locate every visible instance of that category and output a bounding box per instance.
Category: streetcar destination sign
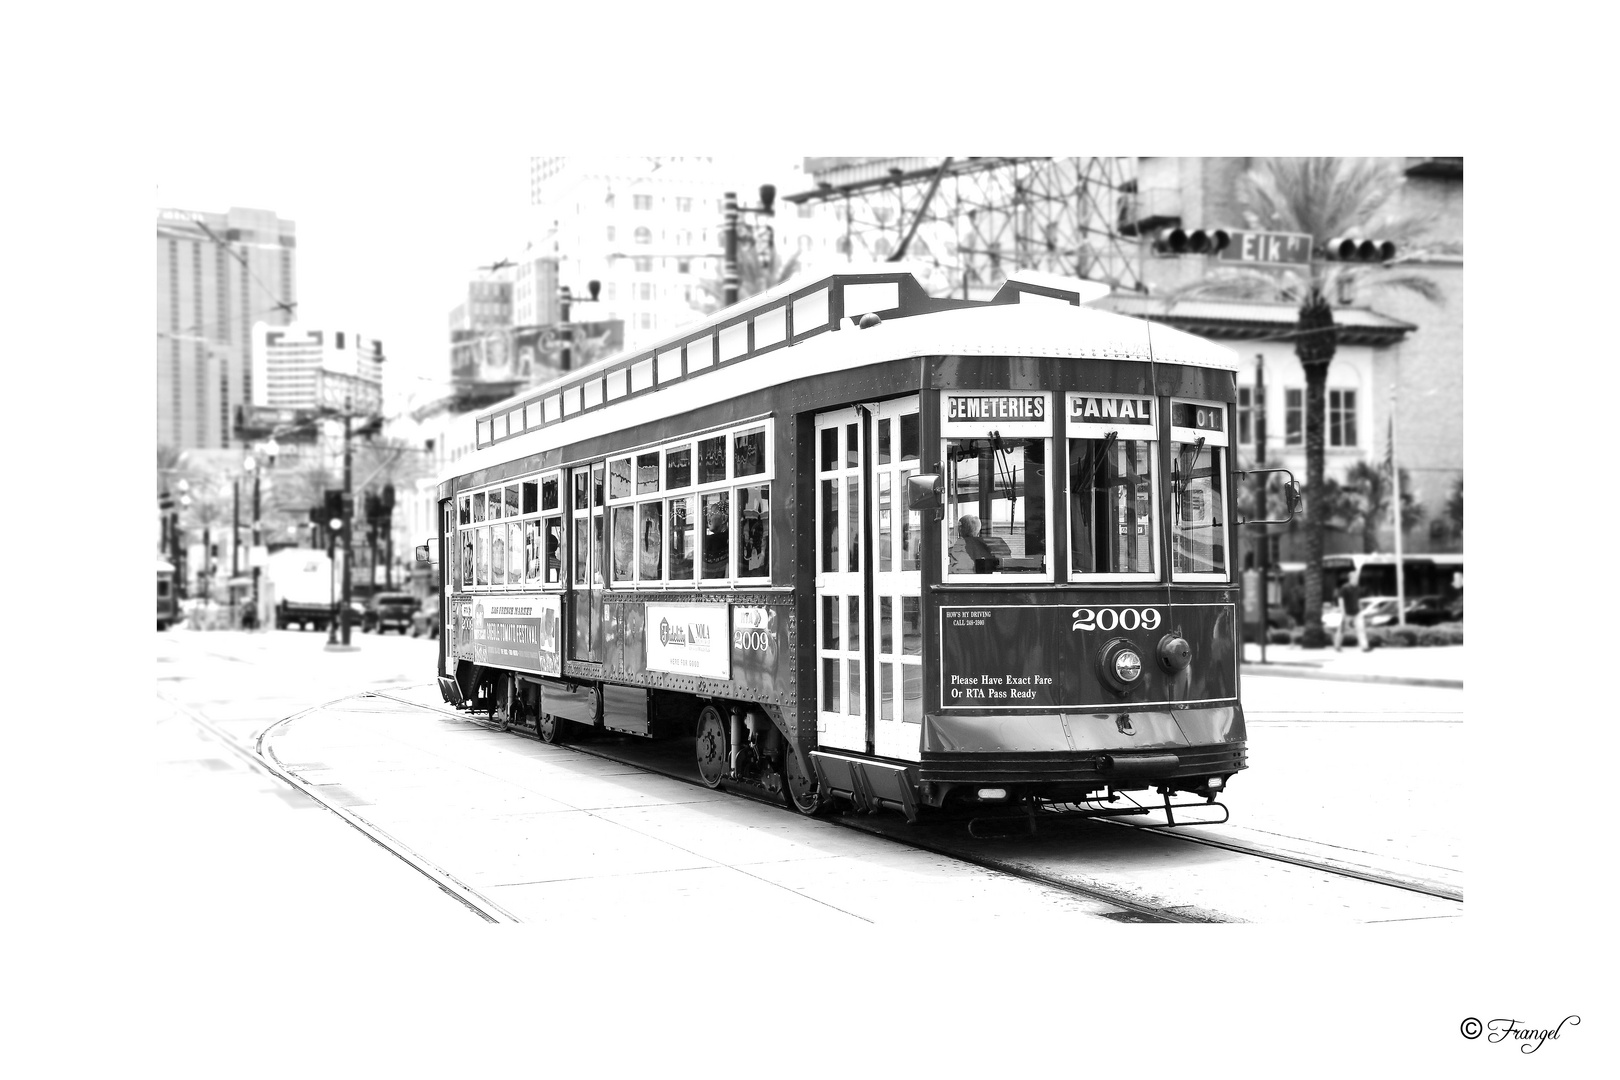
[1217,229,1312,266]
[946,394,1047,421]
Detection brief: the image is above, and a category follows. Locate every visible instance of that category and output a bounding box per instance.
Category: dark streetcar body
[431,268,1251,822]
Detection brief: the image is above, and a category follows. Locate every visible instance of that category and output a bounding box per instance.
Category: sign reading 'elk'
[1218,230,1313,266]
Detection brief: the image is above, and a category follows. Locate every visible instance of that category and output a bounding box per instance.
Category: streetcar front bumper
[914,705,1246,805]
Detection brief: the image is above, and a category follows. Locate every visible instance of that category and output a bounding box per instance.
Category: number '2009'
[1071,607,1161,632]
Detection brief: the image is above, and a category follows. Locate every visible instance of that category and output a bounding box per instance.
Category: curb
[1240,664,1461,690]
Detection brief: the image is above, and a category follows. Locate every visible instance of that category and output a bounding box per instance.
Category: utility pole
[722,186,777,308]
[1254,355,1269,664]
[341,408,355,646]
[1390,379,1406,627]
[231,477,241,627]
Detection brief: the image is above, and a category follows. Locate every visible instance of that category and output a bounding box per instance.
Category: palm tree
[1342,460,1424,553]
[693,240,801,315]
[1167,158,1444,646]
[1445,477,1463,538]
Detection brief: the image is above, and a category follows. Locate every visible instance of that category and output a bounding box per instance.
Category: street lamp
[722,184,777,307]
[558,279,602,370]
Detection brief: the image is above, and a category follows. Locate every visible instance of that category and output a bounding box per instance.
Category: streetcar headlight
[1113,650,1143,682]
[977,787,1008,801]
[1207,776,1224,790]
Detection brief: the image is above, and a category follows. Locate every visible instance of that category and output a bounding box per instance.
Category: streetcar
[429,266,1296,824]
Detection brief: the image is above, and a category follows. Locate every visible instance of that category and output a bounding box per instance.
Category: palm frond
[1160,266,1304,306]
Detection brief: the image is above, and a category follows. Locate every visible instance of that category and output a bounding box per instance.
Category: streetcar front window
[1069,435,1156,577]
[943,436,1048,577]
[1170,400,1231,580]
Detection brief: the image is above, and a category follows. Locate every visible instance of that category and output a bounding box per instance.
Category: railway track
[376,691,1459,924]
[157,691,522,925]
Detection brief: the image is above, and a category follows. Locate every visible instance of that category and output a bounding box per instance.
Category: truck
[266,547,338,631]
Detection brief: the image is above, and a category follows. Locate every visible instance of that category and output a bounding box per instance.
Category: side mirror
[907,472,943,511]
[1236,468,1303,526]
[415,544,431,564]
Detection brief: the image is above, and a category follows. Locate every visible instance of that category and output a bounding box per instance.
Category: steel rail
[157,690,520,924]
[370,690,1228,924]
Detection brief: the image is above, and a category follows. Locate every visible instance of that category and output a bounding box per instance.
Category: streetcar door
[441,498,455,677]
[871,397,923,761]
[570,462,606,662]
[815,408,866,752]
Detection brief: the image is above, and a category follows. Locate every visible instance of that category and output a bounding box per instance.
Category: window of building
[1285,388,1303,445]
[676,196,692,213]
[634,226,652,245]
[677,259,690,274]
[637,282,656,301]
[637,312,656,330]
[634,257,652,273]
[1329,389,1358,447]
[634,194,653,211]
[606,225,616,243]
[1236,386,1252,445]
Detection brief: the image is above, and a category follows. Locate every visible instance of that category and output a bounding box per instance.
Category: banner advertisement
[470,594,562,674]
[938,602,1237,709]
[647,602,731,680]
[452,321,626,389]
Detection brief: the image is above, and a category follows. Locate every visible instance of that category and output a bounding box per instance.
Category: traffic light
[1154,227,1230,255]
[324,489,353,521]
[1324,236,1396,262]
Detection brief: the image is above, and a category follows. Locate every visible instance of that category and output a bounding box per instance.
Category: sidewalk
[1241,641,1463,688]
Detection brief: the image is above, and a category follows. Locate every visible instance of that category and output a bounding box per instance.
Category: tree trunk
[1297,292,1335,648]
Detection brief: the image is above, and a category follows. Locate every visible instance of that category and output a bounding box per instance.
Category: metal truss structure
[787,157,1145,297]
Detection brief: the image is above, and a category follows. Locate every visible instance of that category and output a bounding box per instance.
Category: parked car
[1403,596,1456,626]
[362,592,419,634]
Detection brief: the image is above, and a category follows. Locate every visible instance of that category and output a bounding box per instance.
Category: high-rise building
[526,156,841,351]
[252,323,385,415]
[156,206,297,451]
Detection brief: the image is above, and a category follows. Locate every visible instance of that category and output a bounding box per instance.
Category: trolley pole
[1254,355,1269,665]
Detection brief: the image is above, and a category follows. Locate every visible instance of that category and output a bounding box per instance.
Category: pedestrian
[1334,577,1367,652]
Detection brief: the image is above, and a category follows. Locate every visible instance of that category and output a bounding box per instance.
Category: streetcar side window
[1066,393,1158,580]
[1170,400,1231,580]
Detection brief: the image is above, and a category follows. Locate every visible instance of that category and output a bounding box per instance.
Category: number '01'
[1071,608,1161,632]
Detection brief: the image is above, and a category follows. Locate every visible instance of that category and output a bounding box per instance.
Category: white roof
[442,289,1237,484]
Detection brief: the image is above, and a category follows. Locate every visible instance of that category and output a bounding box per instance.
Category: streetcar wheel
[538,711,566,744]
[783,742,827,816]
[497,679,514,732]
[695,705,728,789]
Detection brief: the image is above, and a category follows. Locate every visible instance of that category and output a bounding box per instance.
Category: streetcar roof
[446,267,1238,485]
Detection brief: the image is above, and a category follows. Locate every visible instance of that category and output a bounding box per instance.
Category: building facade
[526,156,843,351]
[251,323,385,414]
[1114,156,1463,559]
[157,206,297,451]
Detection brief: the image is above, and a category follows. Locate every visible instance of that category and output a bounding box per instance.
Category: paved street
[156,628,1130,925]
[154,626,1464,926]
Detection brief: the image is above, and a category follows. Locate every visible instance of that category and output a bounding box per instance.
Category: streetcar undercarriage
[437,662,1240,826]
